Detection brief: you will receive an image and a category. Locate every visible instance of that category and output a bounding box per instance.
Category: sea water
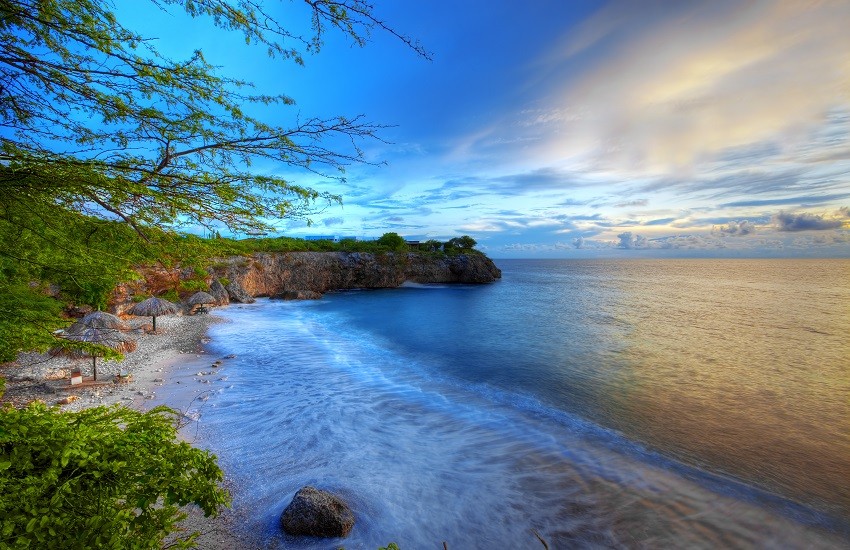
[155,259,850,548]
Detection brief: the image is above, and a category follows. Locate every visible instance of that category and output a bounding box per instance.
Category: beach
[0,313,253,549]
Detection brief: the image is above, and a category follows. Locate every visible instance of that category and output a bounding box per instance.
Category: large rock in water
[280,486,354,538]
[225,280,255,303]
[209,278,230,305]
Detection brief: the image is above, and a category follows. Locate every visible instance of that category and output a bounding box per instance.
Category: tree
[376,231,406,250]
[422,239,442,252]
[1,0,427,237]
[0,0,428,358]
[0,403,229,548]
[445,235,477,250]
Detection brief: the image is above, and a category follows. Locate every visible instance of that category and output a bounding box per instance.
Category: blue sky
[123,0,850,258]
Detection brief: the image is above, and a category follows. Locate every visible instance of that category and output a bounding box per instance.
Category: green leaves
[0,0,424,237]
[0,403,229,548]
[0,0,426,367]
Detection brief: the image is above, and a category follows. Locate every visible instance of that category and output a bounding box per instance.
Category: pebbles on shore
[1,314,219,411]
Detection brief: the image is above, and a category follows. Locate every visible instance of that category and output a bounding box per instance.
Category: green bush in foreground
[0,403,229,549]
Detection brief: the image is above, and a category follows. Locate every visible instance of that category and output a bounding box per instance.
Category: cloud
[614,199,648,208]
[720,193,850,208]
[437,167,596,197]
[774,211,844,231]
[643,217,676,226]
[573,236,584,249]
[537,1,850,176]
[716,220,756,236]
[322,216,344,227]
[617,232,642,249]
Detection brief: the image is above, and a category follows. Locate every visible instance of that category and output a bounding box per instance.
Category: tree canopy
[0,0,428,361]
[376,231,405,250]
[1,0,426,236]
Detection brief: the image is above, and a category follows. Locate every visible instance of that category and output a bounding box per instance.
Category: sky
[122,0,850,258]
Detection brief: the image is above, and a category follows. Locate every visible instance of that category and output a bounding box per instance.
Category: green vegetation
[0,2,482,546]
[444,235,478,251]
[0,220,481,362]
[0,402,228,548]
[376,232,407,250]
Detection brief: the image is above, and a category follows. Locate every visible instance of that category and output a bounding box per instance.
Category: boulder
[225,280,255,303]
[280,486,354,538]
[209,278,230,305]
[276,289,322,301]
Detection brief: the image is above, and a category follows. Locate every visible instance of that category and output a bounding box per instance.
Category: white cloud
[537,1,850,176]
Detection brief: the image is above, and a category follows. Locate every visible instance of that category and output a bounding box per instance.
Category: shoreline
[1,314,218,411]
[0,312,254,549]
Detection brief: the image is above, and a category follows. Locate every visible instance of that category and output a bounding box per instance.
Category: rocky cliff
[211,251,501,303]
[111,251,501,312]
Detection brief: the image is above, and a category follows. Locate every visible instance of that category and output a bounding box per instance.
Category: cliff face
[211,251,502,300]
[111,252,501,312]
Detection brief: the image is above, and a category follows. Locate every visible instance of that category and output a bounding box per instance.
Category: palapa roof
[73,310,126,330]
[187,291,216,306]
[61,325,136,354]
[127,296,179,317]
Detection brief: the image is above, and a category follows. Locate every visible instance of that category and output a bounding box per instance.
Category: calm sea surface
[156,259,850,548]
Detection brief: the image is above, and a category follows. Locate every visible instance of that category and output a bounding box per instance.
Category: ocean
[156,259,850,548]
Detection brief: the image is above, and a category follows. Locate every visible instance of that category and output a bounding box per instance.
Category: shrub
[376,232,406,250]
[178,279,210,293]
[0,403,229,548]
[444,235,477,251]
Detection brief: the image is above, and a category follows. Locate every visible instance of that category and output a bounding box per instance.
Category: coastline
[1,314,218,411]
[0,312,253,549]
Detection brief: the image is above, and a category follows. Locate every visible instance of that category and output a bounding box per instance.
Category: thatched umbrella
[127,296,178,332]
[187,291,215,313]
[71,311,126,331]
[62,326,135,381]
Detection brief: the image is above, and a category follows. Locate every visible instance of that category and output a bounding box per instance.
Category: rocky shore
[0,313,257,549]
[111,251,502,313]
[1,314,217,411]
[1,251,502,548]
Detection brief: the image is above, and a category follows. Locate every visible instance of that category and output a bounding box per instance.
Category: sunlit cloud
[535,1,850,177]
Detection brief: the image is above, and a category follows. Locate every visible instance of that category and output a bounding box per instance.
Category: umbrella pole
[152,315,157,332]
[92,355,97,381]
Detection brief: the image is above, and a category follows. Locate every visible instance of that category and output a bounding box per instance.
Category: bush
[0,403,229,548]
[376,232,406,250]
[444,235,477,251]
[178,279,210,293]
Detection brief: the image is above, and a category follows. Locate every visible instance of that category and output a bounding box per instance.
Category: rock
[225,280,255,303]
[275,289,323,300]
[280,486,354,538]
[209,278,230,305]
[117,251,500,312]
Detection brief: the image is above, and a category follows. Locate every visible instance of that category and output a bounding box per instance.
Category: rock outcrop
[275,289,322,300]
[224,280,255,304]
[109,251,500,311]
[209,278,230,305]
[280,486,354,538]
[210,251,502,299]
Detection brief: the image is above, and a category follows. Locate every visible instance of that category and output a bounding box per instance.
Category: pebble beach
[0,312,254,549]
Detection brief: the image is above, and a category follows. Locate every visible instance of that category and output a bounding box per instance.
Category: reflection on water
[597,260,850,517]
[153,259,850,548]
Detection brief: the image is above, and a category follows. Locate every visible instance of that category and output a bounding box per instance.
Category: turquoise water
[157,259,850,548]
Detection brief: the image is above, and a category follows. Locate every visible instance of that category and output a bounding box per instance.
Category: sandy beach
[0,313,255,549]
